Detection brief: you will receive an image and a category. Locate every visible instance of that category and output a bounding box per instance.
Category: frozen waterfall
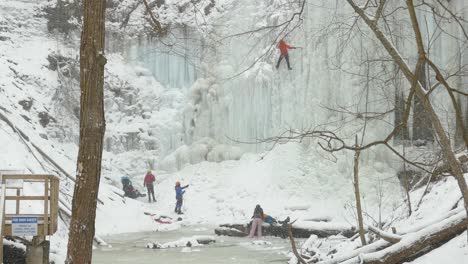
[182,0,468,153]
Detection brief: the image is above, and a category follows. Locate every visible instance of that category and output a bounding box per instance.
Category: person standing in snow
[143,170,156,203]
[249,204,264,239]
[276,39,296,70]
[175,181,189,214]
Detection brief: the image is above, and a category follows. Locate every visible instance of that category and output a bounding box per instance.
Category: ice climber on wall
[276,39,296,70]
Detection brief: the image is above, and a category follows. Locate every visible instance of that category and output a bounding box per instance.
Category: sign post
[12,216,38,236]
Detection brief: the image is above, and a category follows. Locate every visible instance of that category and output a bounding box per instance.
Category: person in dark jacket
[249,204,264,238]
[121,176,144,199]
[143,170,156,202]
[276,39,296,70]
[175,181,189,214]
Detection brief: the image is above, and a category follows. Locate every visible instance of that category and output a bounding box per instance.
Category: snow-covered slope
[0,0,181,261]
[150,142,402,225]
[288,174,467,264]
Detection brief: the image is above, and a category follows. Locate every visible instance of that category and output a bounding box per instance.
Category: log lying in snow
[215,221,358,239]
[321,211,467,264]
[318,240,390,264]
[292,221,358,238]
[215,226,248,237]
[361,211,467,264]
[367,225,401,243]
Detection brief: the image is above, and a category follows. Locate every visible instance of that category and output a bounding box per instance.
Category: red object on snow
[154,218,172,224]
[144,173,156,184]
[278,40,294,55]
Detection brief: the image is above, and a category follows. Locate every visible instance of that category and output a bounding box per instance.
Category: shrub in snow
[18,98,33,111]
[39,0,82,35]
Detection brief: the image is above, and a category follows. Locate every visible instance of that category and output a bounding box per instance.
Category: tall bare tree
[353,136,367,246]
[66,0,107,262]
[346,0,468,236]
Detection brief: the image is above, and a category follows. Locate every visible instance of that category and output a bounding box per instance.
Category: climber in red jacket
[276,39,296,70]
[143,170,156,203]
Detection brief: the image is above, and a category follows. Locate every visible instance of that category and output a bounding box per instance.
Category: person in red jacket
[143,170,156,202]
[276,39,296,70]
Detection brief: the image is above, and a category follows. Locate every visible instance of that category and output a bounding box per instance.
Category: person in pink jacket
[249,204,264,239]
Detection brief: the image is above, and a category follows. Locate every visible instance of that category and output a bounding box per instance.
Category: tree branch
[374,0,386,25]
[288,223,307,264]
[142,0,166,36]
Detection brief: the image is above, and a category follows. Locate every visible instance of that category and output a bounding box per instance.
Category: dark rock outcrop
[3,244,26,264]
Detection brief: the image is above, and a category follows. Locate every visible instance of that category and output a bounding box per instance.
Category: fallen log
[215,226,247,237]
[367,226,401,243]
[215,221,358,239]
[317,240,390,264]
[340,211,467,264]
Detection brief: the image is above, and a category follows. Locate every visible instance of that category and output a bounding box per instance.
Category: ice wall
[183,0,468,153]
[106,27,201,90]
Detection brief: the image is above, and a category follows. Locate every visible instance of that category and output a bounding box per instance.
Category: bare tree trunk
[346,0,468,239]
[288,224,307,264]
[66,0,107,263]
[354,135,366,246]
[412,62,433,142]
[403,145,412,216]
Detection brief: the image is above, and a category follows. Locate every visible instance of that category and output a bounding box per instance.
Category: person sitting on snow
[123,183,144,199]
[175,181,189,215]
[121,176,144,199]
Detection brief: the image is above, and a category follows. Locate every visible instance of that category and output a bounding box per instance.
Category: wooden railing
[0,183,6,262]
[0,174,59,262]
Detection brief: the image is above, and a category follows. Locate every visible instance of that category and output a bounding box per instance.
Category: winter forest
[0,0,467,263]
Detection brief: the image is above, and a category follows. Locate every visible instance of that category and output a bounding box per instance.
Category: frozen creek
[93,226,293,264]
